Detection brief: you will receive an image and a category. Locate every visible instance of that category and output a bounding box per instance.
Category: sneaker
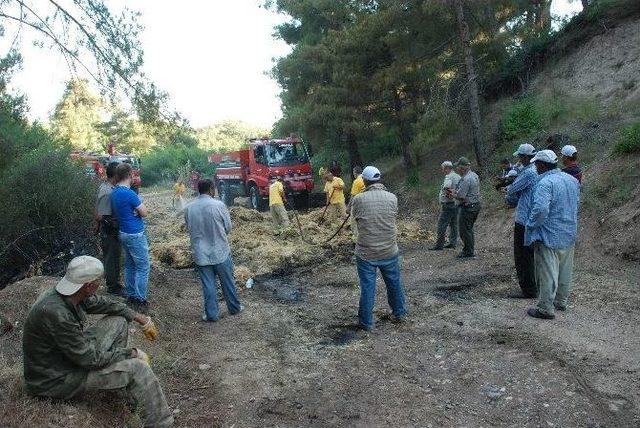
[527,307,555,320]
[444,244,456,249]
[201,314,218,323]
[429,246,444,251]
[508,291,537,299]
[554,303,567,311]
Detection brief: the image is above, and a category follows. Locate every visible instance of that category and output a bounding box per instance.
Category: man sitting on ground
[351,166,407,330]
[525,150,580,320]
[22,256,173,427]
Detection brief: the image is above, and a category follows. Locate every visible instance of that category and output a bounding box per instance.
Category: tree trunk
[392,92,415,170]
[453,0,486,169]
[534,0,552,35]
[345,129,363,171]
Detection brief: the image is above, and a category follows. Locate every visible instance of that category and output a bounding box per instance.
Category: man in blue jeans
[351,166,407,330]
[111,163,151,312]
[184,179,242,322]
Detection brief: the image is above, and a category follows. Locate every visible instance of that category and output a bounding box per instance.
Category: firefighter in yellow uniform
[269,176,290,234]
[349,166,365,240]
[323,172,347,223]
[172,180,186,209]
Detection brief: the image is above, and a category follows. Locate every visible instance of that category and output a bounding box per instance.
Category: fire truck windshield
[265,143,308,166]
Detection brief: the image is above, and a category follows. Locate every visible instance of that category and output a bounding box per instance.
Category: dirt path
[146,221,640,427]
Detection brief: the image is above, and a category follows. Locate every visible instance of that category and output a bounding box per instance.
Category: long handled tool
[326,213,351,243]
[318,188,336,224]
[284,195,314,245]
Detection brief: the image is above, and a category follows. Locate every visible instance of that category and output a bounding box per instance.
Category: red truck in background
[210,136,314,210]
[70,143,142,192]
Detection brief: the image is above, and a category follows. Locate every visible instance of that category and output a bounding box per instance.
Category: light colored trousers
[84,316,173,428]
[326,202,347,223]
[534,242,575,316]
[270,203,290,230]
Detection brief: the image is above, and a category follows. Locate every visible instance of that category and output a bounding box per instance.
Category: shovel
[318,188,335,224]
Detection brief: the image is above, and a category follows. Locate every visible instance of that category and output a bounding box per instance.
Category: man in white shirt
[430,161,461,250]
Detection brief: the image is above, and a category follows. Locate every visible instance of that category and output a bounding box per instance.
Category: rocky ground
[1,189,638,427]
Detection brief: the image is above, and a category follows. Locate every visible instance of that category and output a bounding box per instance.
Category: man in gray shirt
[184,179,242,322]
[454,157,481,258]
[430,161,461,250]
[351,166,407,330]
[94,162,122,295]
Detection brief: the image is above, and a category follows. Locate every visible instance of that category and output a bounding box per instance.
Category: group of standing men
[433,143,582,320]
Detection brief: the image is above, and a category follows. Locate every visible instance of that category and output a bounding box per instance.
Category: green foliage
[614,123,640,155]
[501,98,545,141]
[140,144,214,186]
[99,109,156,155]
[196,120,267,151]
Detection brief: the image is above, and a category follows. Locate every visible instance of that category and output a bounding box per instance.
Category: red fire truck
[70,143,142,192]
[210,136,314,210]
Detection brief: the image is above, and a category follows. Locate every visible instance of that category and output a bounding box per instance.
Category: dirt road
[144,209,640,427]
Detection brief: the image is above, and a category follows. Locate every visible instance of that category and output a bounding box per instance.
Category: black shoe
[527,307,555,320]
[457,252,475,259]
[444,244,456,249]
[554,304,567,311]
[429,246,444,251]
[107,288,127,298]
[508,291,536,299]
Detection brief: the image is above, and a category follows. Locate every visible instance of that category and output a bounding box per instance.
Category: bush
[501,98,544,140]
[614,123,640,154]
[0,143,98,286]
[140,144,215,186]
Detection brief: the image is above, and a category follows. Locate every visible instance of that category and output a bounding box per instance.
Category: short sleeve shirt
[111,186,144,234]
[96,182,114,216]
[269,181,284,206]
[351,175,366,196]
[324,177,345,204]
[456,170,481,205]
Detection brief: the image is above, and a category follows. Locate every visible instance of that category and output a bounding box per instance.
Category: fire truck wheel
[218,181,233,206]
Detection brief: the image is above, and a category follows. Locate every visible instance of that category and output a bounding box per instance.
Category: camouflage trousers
[83,316,174,428]
[326,202,347,223]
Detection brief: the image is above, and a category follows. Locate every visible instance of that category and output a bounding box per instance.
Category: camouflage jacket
[22,287,135,399]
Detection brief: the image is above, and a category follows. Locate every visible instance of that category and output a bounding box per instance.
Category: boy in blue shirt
[111,163,151,312]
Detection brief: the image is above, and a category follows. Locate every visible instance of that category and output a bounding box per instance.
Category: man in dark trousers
[95,162,123,296]
[453,157,481,258]
[505,143,538,298]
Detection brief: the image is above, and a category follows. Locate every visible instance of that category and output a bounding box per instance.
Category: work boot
[509,290,537,299]
[429,246,444,251]
[457,252,475,259]
[554,303,567,311]
[527,307,555,320]
[444,243,456,249]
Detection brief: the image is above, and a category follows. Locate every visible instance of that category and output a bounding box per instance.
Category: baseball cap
[505,169,518,178]
[55,256,104,296]
[531,149,558,164]
[441,161,453,168]
[455,156,471,167]
[362,166,381,182]
[561,145,577,157]
[513,143,536,157]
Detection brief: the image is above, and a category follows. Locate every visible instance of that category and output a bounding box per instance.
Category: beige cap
[55,256,104,296]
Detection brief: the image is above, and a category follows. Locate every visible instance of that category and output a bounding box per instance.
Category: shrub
[614,123,640,154]
[0,144,98,286]
[501,98,544,141]
[140,144,215,186]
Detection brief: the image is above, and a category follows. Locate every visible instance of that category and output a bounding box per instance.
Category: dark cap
[455,156,471,167]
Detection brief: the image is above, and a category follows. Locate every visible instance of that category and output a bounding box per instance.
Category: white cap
[561,145,577,157]
[441,161,453,168]
[55,256,104,296]
[362,166,381,182]
[531,149,558,164]
[513,143,536,157]
[506,169,518,178]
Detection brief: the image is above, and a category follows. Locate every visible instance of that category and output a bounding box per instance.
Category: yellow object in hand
[135,348,151,365]
[142,319,159,341]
